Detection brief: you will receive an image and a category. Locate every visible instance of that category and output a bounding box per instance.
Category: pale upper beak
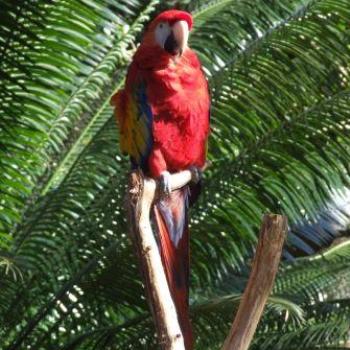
[164,20,189,56]
[172,20,189,55]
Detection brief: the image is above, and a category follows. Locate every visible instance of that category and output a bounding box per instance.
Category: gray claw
[159,171,171,198]
[189,166,202,184]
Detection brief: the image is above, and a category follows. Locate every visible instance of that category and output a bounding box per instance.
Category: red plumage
[111,10,210,349]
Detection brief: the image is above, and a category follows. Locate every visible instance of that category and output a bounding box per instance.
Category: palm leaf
[2,0,350,349]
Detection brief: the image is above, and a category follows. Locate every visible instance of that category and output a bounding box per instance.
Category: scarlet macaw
[111,10,210,349]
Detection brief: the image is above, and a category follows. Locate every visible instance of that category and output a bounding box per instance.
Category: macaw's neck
[134,44,185,70]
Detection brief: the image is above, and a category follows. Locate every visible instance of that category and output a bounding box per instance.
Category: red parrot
[111,9,210,349]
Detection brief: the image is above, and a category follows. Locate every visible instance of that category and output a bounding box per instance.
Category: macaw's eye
[159,24,163,29]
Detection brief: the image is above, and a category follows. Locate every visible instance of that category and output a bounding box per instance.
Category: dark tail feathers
[153,186,193,350]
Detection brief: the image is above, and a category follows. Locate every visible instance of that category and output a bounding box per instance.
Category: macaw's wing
[111,80,153,170]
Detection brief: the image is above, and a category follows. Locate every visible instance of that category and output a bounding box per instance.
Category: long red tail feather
[153,187,193,350]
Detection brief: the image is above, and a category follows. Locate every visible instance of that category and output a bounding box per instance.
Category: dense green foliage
[1,0,350,348]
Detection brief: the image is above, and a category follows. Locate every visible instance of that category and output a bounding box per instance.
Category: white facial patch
[155,21,171,48]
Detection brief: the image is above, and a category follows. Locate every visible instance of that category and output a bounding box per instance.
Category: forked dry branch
[127,170,287,350]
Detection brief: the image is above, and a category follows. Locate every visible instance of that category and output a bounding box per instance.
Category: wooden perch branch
[127,167,287,350]
[222,214,288,350]
[127,169,196,350]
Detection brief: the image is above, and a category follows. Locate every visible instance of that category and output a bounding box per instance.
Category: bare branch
[127,169,196,350]
[127,166,286,350]
[222,214,288,350]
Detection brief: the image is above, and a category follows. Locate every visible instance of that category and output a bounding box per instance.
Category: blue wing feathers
[134,82,153,171]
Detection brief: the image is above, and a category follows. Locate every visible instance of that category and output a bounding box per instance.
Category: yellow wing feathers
[111,85,153,166]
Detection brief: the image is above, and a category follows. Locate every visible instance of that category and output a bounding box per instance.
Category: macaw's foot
[159,171,171,199]
[189,166,202,184]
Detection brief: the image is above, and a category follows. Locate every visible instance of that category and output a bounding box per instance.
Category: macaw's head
[142,10,193,57]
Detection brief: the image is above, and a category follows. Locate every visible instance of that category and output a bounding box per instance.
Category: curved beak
[164,20,189,56]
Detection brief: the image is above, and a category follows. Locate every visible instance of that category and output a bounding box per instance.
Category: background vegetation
[1,0,350,348]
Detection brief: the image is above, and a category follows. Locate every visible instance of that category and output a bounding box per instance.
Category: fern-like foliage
[1,0,350,349]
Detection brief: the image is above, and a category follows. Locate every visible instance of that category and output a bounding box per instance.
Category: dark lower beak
[164,31,180,56]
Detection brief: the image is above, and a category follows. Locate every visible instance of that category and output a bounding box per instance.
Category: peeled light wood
[222,214,288,350]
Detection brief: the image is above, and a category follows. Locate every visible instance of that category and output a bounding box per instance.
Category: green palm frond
[191,0,312,73]
[2,0,350,349]
[47,241,350,349]
[0,0,159,236]
[192,0,350,267]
